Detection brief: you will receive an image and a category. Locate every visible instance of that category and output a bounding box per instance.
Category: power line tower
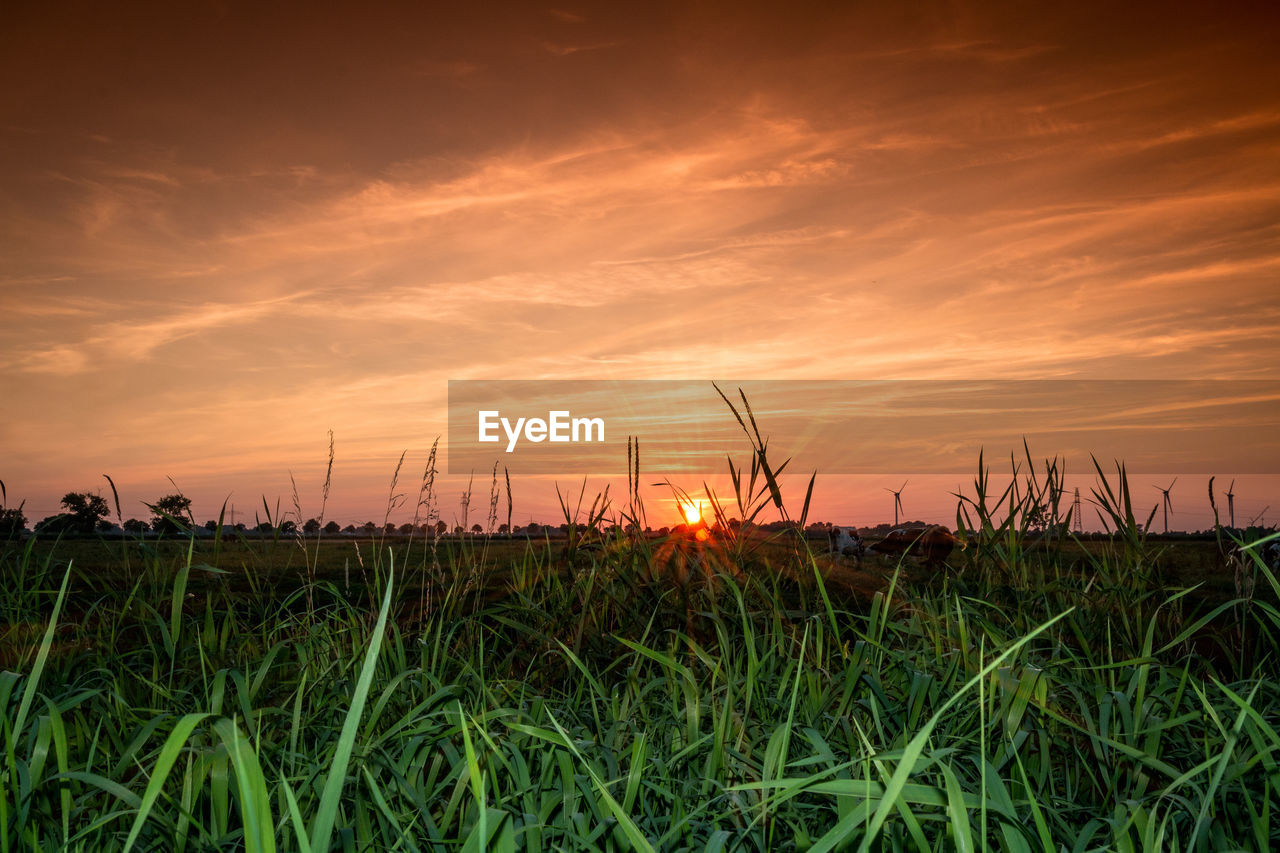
[1072,488,1083,534]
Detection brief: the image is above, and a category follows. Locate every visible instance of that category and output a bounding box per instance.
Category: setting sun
[679,500,703,526]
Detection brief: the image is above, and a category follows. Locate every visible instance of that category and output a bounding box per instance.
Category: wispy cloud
[9,294,309,373]
[547,9,586,24]
[540,40,618,56]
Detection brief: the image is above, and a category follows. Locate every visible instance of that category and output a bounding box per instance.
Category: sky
[2,1,1279,529]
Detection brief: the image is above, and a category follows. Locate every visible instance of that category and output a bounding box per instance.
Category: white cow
[828,526,865,562]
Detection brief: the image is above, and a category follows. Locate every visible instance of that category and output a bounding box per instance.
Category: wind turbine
[1227,479,1236,529]
[1153,478,1177,533]
[885,481,907,526]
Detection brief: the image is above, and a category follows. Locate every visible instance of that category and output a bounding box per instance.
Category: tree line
[0,491,200,538]
[0,490,602,539]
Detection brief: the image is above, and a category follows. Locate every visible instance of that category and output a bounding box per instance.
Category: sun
[679,500,703,525]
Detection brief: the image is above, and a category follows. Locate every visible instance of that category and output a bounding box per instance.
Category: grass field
[3,442,1280,850]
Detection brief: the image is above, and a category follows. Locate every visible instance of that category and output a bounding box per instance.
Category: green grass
[2,445,1279,850]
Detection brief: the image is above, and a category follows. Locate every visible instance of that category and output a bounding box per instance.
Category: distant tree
[470,523,483,534]
[398,523,414,535]
[0,505,27,538]
[498,523,509,534]
[150,494,193,535]
[453,525,464,535]
[123,518,148,535]
[279,520,296,534]
[34,515,69,536]
[204,519,218,532]
[60,492,110,535]
[323,520,341,534]
[341,524,356,535]
[526,522,540,536]
[434,520,447,537]
[256,522,273,533]
[361,521,377,535]
[303,518,321,535]
[385,523,397,535]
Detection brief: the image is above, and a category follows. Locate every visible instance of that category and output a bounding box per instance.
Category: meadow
[3,421,1280,851]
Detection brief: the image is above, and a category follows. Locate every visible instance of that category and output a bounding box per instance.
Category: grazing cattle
[828,526,865,561]
[869,525,958,565]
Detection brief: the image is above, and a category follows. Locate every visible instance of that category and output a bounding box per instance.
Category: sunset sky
[3,1,1279,529]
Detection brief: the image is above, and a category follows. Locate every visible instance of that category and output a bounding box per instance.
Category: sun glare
[679,500,703,525]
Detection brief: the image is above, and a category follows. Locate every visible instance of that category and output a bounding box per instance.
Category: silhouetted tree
[67,492,109,530]
[361,521,377,535]
[324,520,341,534]
[303,518,321,535]
[0,505,26,538]
[204,520,218,532]
[0,514,24,538]
[34,515,65,535]
[433,520,447,537]
[470,523,483,534]
[123,518,148,535]
[398,523,414,535]
[60,492,110,535]
[384,523,397,535]
[150,494,193,535]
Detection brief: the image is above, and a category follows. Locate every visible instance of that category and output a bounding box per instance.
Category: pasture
[3,461,1280,850]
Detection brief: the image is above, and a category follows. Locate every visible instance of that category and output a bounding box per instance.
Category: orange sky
[2,2,1279,528]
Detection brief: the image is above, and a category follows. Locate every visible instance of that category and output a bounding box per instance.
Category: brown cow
[868,525,958,565]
